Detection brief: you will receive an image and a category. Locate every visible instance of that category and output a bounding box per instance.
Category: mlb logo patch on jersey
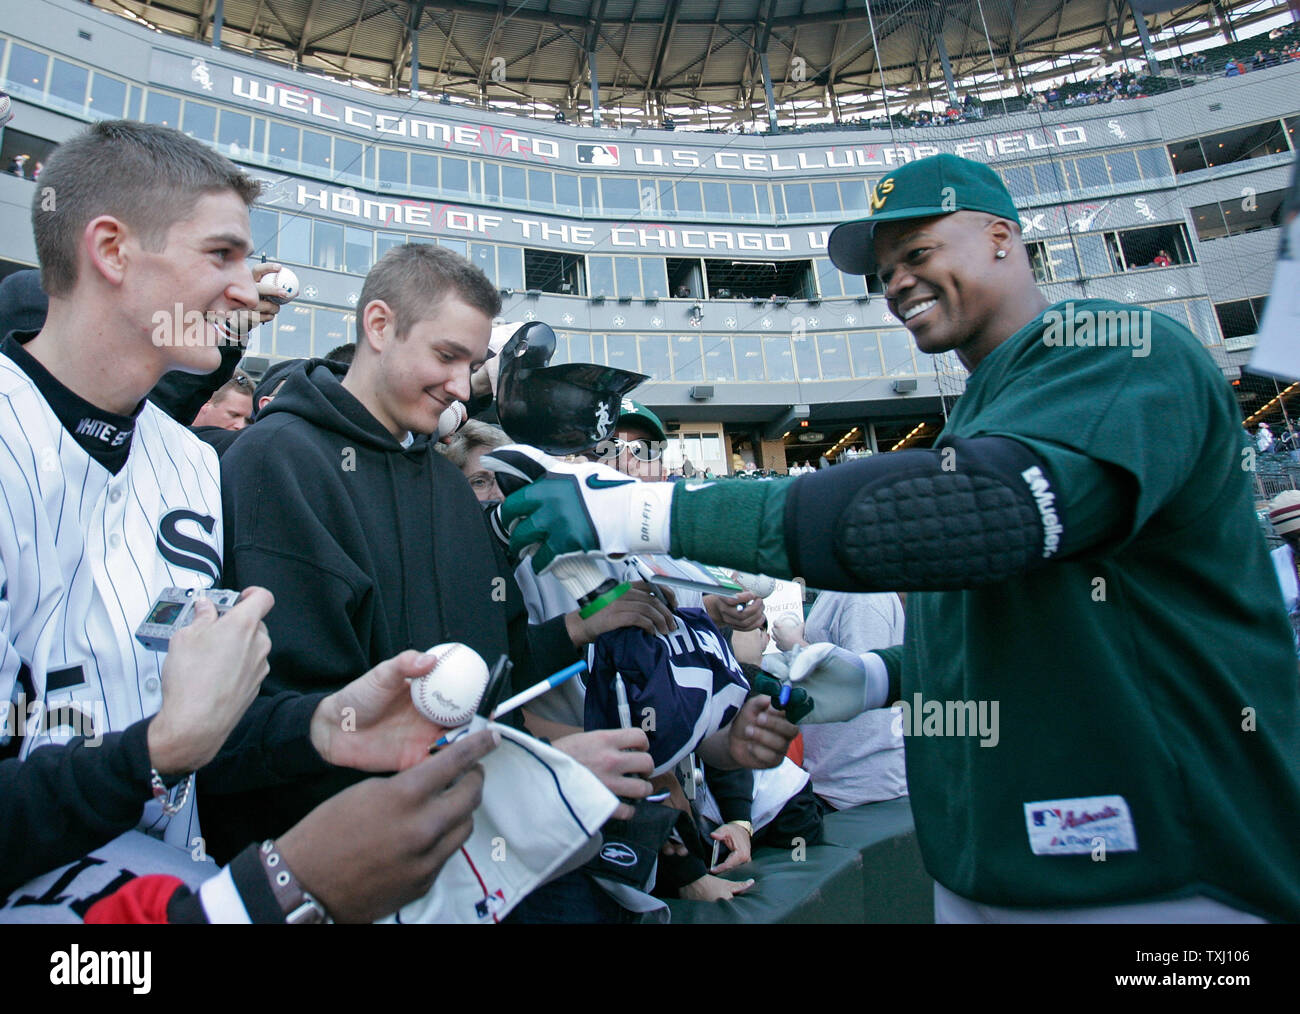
[1023,794,1138,856]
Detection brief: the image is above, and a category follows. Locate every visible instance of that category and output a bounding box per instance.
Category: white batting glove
[484,444,675,573]
[787,644,888,724]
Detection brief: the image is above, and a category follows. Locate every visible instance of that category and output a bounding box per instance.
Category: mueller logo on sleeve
[1019,466,1063,558]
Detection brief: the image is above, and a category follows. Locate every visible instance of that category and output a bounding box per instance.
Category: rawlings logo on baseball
[410,643,490,727]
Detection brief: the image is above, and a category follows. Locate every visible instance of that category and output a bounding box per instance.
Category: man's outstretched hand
[310,650,450,772]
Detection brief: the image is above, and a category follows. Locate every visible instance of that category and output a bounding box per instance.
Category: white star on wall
[1164,284,1177,296]
[562,313,575,325]
[1125,290,1137,301]
[725,317,737,329]
[651,317,663,327]
[844,315,856,326]
[689,317,701,327]
[761,318,773,329]
[303,285,319,299]
[613,315,625,327]
[346,293,358,306]
[807,317,819,328]
[523,311,536,321]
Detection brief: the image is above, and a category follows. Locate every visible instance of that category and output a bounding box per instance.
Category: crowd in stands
[1181,23,1300,78]
[761,23,1300,138]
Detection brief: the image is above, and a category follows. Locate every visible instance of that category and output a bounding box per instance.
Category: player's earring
[995,249,1007,259]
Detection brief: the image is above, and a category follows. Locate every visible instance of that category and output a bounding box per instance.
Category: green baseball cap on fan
[827,153,1021,277]
[616,398,666,442]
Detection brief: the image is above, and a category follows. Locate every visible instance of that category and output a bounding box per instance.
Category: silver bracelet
[149,768,193,817]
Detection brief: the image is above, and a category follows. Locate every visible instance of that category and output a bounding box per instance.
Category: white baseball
[735,571,778,598]
[410,642,490,727]
[260,266,300,305]
[435,401,468,440]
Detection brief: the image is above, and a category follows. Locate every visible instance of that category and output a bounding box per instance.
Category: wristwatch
[258,840,330,924]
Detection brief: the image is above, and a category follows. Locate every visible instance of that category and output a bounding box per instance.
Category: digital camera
[134,587,240,652]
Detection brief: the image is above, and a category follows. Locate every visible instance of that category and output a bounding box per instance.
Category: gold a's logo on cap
[868,177,895,213]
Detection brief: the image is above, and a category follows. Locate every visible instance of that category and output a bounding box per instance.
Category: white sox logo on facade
[156,509,222,583]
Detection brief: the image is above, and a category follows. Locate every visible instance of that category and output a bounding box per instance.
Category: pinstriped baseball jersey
[0,350,223,851]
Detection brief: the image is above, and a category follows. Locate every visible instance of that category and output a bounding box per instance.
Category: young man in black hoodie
[208,244,655,921]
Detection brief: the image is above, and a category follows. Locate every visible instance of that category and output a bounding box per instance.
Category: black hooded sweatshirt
[199,359,574,860]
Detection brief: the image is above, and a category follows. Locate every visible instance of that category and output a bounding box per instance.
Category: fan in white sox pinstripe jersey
[0,352,223,849]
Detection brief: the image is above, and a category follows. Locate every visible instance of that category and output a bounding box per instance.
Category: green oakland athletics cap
[827,153,1021,277]
[616,398,667,442]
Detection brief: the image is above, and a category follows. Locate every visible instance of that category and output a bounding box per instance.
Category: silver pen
[614,672,632,729]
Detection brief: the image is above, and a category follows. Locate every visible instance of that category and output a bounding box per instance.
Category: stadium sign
[597,128,1090,172]
[154,49,1120,177]
[253,171,1183,256]
[271,177,806,251]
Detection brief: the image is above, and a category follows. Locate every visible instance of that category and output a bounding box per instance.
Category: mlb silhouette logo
[577,144,619,166]
[475,889,507,921]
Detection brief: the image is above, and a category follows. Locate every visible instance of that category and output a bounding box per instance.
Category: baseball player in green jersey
[491,154,1300,923]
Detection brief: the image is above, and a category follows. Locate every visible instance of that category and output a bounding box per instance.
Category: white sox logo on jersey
[157,509,222,583]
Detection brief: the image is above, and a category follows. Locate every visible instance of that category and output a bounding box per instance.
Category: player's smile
[899,298,938,323]
[873,212,1011,366]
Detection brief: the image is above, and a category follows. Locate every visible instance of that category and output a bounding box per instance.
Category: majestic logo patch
[1023,794,1138,856]
[157,509,221,583]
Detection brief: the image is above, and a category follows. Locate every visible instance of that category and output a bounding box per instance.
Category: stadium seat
[819,797,934,923]
[666,842,866,924]
[666,796,934,924]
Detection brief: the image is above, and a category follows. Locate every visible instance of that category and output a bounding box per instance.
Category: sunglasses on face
[588,438,663,463]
